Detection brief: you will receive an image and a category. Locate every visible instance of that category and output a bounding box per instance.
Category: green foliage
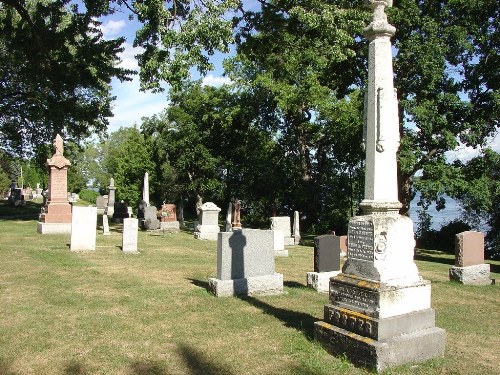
[103,127,155,206]
[78,189,99,204]
[416,219,471,254]
[0,0,133,155]
[0,168,10,194]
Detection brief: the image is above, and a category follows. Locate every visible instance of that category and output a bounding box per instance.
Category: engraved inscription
[331,284,377,311]
[50,171,68,199]
[325,306,377,339]
[348,220,374,261]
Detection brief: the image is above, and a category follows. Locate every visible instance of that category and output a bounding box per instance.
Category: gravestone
[273,230,288,257]
[231,198,242,229]
[224,202,233,232]
[339,235,347,257]
[194,202,221,240]
[106,178,116,217]
[159,203,180,231]
[142,172,150,206]
[307,235,341,292]
[113,201,130,221]
[96,196,106,215]
[70,207,97,251]
[314,2,445,372]
[178,202,185,227]
[270,216,294,246]
[293,211,301,245]
[449,231,490,285]
[122,218,139,253]
[143,206,160,230]
[102,214,110,235]
[208,229,284,297]
[37,134,72,234]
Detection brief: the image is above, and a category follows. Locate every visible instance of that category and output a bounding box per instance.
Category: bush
[416,217,471,253]
[78,189,99,204]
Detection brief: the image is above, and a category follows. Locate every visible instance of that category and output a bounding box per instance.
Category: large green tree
[0,0,132,154]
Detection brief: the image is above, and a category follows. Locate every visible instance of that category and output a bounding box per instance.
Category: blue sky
[98,5,499,162]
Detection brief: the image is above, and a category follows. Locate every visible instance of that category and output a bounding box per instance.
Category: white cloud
[99,19,126,38]
[116,42,141,71]
[107,76,168,133]
[202,74,232,87]
[445,131,500,163]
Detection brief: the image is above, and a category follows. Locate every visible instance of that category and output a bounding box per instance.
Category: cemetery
[1,0,499,374]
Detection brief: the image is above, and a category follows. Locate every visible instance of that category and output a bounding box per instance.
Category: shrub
[78,189,99,204]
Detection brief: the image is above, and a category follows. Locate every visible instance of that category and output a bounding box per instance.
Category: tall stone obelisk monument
[314,1,445,371]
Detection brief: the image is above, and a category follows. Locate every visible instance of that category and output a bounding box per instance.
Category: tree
[390,0,499,214]
[102,127,155,206]
[0,0,132,154]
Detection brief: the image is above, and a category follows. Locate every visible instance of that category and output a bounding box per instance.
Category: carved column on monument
[37,134,72,234]
[106,178,116,216]
[314,1,445,372]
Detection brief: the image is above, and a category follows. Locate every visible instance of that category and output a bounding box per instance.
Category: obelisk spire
[360,0,401,214]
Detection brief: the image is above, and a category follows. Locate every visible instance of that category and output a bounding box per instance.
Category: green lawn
[0,204,498,374]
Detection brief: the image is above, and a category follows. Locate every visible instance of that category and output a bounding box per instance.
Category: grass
[0,201,498,374]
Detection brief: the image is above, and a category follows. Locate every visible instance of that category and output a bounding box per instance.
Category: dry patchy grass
[0,216,498,374]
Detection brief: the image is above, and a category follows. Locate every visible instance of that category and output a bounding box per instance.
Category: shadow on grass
[64,359,88,375]
[187,278,210,291]
[0,200,42,221]
[284,280,308,289]
[0,359,18,375]
[177,343,235,375]
[237,295,316,341]
[128,361,166,375]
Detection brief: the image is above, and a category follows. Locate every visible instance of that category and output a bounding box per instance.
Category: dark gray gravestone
[314,235,341,273]
[143,206,160,230]
[113,202,130,219]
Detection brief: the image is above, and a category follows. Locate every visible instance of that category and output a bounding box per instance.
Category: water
[409,193,462,231]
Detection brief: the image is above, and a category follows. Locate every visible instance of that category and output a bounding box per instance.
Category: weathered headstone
[270,216,294,246]
[158,203,180,231]
[339,235,348,257]
[143,206,160,230]
[293,211,301,245]
[307,235,341,292]
[208,229,284,297]
[449,231,490,284]
[96,195,106,215]
[224,202,233,232]
[106,178,116,217]
[122,218,139,253]
[314,2,445,371]
[113,201,130,221]
[102,214,110,235]
[37,134,72,234]
[231,198,242,229]
[194,202,221,240]
[70,206,97,251]
[273,230,288,257]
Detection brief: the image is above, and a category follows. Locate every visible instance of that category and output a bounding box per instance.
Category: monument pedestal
[208,274,284,297]
[306,271,340,293]
[160,220,180,232]
[449,264,491,285]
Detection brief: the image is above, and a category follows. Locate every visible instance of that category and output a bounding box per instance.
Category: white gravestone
[102,214,110,236]
[273,230,288,257]
[314,1,445,372]
[194,202,221,240]
[70,207,97,251]
[293,211,301,245]
[270,216,294,246]
[208,229,284,297]
[122,218,139,253]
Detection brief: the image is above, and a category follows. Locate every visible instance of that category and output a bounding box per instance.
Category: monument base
[37,222,71,234]
[194,228,219,241]
[307,271,341,293]
[275,249,289,257]
[160,221,180,232]
[284,237,294,246]
[449,264,491,285]
[314,321,445,372]
[208,273,284,297]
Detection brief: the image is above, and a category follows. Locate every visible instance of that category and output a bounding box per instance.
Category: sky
[98,5,499,163]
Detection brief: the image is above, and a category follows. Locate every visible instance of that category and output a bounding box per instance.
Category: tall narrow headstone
[231,198,242,229]
[449,231,490,284]
[122,218,139,253]
[37,134,72,234]
[208,229,284,297]
[70,207,97,251]
[293,211,301,245]
[102,214,111,235]
[106,178,116,217]
[142,172,149,206]
[314,2,445,371]
[225,202,233,232]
